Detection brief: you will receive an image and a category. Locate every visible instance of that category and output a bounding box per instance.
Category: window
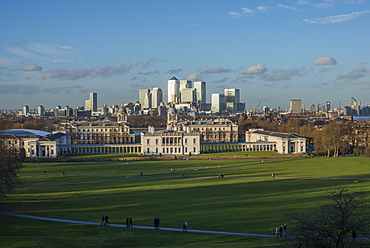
[193,138,196,144]
[147,139,150,145]
[156,148,158,153]
[185,147,188,153]
[147,148,150,153]
[156,139,158,144]
[193,147,196,152]
[185,139,188,144]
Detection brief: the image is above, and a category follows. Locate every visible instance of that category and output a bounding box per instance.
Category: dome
[118,107,127,114]
[167,107,176,114]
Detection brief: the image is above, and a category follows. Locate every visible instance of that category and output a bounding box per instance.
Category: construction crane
[338,100,349,109]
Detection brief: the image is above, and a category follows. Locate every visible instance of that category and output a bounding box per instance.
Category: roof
[0,129,50,137]
[169,76,178,80]
[251,130,304,139]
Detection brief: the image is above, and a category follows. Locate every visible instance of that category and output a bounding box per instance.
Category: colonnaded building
[166,108,238,143]
[0,109,306,158]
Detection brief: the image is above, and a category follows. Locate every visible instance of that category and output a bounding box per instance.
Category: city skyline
[1,0,369,110]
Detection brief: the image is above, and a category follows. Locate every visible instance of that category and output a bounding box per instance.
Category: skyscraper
[167,76,180,104]
[85,92,97,112]
[151,87,163,108]
[290,99,303,113]
[193,81,206,106]
[211,93,225,113]
[180,88,196,104]
[224,88,240,113]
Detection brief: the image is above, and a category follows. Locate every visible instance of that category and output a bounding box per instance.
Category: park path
[0,211,274,238]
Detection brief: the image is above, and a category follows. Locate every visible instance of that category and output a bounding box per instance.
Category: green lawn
[1,157,370,247]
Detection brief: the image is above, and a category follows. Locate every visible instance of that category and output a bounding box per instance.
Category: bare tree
[0,138,21,195]
[289,188,370,248]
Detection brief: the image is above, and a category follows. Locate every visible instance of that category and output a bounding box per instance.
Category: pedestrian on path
[126,217,129,228]
[183,220,188,231]
[283,223,287,236]
[279,225,283,237]
[129,217,133,228]
[104,214,109,226]
[275,226,279,237]
[101,215,105,226]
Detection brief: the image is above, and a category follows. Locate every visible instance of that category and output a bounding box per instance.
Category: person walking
[283,223,287,236]
[101,215,105,226]
[154,217,158,229]
[104,215,109,226]
[183,220,188,231]
[126,217,129,228]
[129,217,133,228]
[279,225,283,238]
[275,226,279,237]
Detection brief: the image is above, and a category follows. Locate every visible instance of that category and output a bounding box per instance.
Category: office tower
[167,76,180,104]
[290,99,303,114]
[23,105,29,116]
[326,101,331,112]
[193,81,206,106]
[181,88,196,103]
[224,88,240,113]
[85,92,97,112]
[38,105,45,117]
[211,93,225,113]
[139,88,163,109]
[151,87,163,108]
[179,80,192,91]
[139,89,151,109]
[310,104,316,113]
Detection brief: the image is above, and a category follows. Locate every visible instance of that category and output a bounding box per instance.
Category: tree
[289,188,370,248]
[0,138,20,195]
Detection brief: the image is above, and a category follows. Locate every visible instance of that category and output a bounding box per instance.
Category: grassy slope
[1,157,370,247]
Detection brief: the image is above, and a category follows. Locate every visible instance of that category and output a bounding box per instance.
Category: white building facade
[141,126,200,155]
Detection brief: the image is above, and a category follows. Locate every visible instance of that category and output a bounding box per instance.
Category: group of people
[154,217,160,229]
[126,217,133,228]
[100,215,189,232]
[101,215,109,226]
[275,223,287,238]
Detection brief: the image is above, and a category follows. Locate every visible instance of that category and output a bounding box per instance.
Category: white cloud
[185,72,202,81]
[42,63,132,80]
[0,83,42,95]
[297,0,310,5]
[304,10,370,24]
[201,67,233,74]
[7,47,47,60]
[228,11,244,17]
[19,64,43,72]
[262,68,304,81]
[257,6,271,12]
[242,8,255,14]
[312,3,333,8]
[244,64,268,74]
[312,57,337,66]
[277,4,300,12]
[336,66,368,80]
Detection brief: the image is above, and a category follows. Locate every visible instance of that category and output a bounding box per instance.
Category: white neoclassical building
[245,129,306,154]
[166,108,238,143]
[141,126,200,155]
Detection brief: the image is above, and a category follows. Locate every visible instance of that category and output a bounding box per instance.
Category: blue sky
[1,0,369,110]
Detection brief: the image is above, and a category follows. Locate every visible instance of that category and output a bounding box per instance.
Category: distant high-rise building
[139,89,151,109]
[85,92,97,112]
[23,105,29,116]
[139,87,163,109]
[38,105,45,117]
[193,81,206,106]
[181,88,196,104]
[151,87,163,108]
[326,101,331,112]
[290,99,304,113]
[211,93,225,113]
[310,104,316,113]
[179,80,192,91]
[167,76,180,104]
[224,89,240,113]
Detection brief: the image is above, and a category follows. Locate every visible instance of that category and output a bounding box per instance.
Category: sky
[1,0,370,110]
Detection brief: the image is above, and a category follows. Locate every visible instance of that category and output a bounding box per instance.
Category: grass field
[1,156,370,247]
